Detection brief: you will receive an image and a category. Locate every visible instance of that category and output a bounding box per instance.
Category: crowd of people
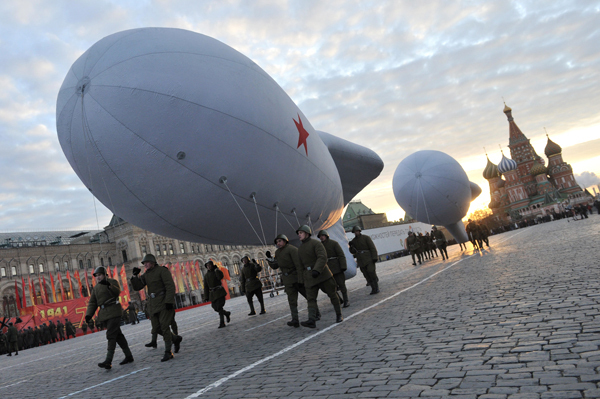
[0,297,140,357]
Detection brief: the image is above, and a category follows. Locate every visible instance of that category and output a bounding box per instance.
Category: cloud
[1,0,600,231]
[575,171,600,189]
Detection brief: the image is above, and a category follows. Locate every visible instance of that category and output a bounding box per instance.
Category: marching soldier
[296,225,343,328]
[349,226,380,294]
[48,320,57,343]
[56,320,65,341]
[406,231,422,265]
[431,226,448,260]
[466,219,480,250]
[6,323,18,356]
[127,302,139,325]
[203,260,231,328]
[240,256,266,316]
[266,234,320,327]
[317,230,349,308]
[418,233,430,260]
[131,254,183,361]
[479,222,490,248]
[86,266,134,369]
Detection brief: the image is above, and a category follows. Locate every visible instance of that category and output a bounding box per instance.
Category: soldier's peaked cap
[93,266,106,276]
[352,226,362,232]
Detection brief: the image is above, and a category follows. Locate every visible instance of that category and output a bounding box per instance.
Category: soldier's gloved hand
[85,315,92,323]
[165,303,174,310]
[252,259,257,264]
[311,270,320,278]
[372,259,378,264]
[99,279,110,286]
[265,251,272,258]
[132,267,141,276]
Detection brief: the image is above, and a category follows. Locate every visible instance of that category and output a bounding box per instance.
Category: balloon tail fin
[444,221,469,243]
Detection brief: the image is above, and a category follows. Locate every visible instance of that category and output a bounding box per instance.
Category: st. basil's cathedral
[483,104,590,221]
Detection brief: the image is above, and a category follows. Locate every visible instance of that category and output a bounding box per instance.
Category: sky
[1,0,600,232]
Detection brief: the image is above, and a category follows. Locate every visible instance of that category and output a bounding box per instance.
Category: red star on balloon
[293,114,310,156]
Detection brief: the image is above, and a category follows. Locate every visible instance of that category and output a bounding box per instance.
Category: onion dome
[483,156,500,180]
[503,103,512,113]
[497,179,506,188]
[530,160,547,176]
[544,135,562,157]
[488,199,500,209]
[497,153,518,174]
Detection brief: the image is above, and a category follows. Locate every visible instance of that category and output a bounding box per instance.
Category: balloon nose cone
[76,77,91,97]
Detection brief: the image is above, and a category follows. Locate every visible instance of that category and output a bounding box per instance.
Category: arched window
[79,260,84,269]
[0,267,5,277]
[169,244,174,255]
[29,265,34,274]
[100,258,104,267]
[87,259,92,268]
[156,244,160,254]
[11,266,17,276]
[162,245,167,255]
[141,245,147,256]
[108,257,112,266]
[54,262,59,272]
[64,261,69,271]
[122,250,128,262]
[39,263,44,273]
[179,243,185,254]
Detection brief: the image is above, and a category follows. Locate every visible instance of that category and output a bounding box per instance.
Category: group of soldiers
[232,225,379,329]
[465,219,490,251]
[405,226,449,265]
[0,316,99,356]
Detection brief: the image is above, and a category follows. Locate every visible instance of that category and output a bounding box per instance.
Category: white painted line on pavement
[0,380,28,390]
[57,367,151,398]
[184,229,527,398]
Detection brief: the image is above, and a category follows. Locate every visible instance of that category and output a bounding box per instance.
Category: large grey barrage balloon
[56,27,384,279]
[392,150,480,242]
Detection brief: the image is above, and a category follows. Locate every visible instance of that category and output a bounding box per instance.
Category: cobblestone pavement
[1,216,599,398]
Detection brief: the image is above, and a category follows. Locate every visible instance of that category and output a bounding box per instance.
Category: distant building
[343,200,389,231]
[0,215,273,318]
[483,105,591,221]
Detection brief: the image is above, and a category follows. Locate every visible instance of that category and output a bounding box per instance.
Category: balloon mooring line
[251,193,268,248]
[81,95,105,255]
[219,178,266,247]
[276,205,296,231]
[292,209,301,227]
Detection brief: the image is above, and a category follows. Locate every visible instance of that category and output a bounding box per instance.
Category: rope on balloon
[220,178,265,247]
[416,177,432,224]
[275,204,296,231]
[250,193,268,248]
[291,208,301,227]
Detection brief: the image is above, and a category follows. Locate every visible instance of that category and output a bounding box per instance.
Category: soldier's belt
[358,250,369,254]
[149,290,165,299]
[328,257,338,260]
[100,299,118,309]
[209,286,224,292]
[246,278,258,282]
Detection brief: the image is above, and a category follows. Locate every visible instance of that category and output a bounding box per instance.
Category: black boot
[173,335,183,353]
[248,303,256,316]
[301,319,316,328]
[218,313,226,328]
[315,310,321,321]
[225,311,231,323]
[97,360,111,369]
[161,351,173,362]
[370,281,380,295]
[145,341,157,348]
[119,356,134,365]
[287,319,300,327]
[342,292,350,308]
[336,314,343,323]
[259,304,266,314]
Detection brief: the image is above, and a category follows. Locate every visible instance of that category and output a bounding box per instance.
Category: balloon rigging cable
[220,178,266,247]
[250,193,268,248]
